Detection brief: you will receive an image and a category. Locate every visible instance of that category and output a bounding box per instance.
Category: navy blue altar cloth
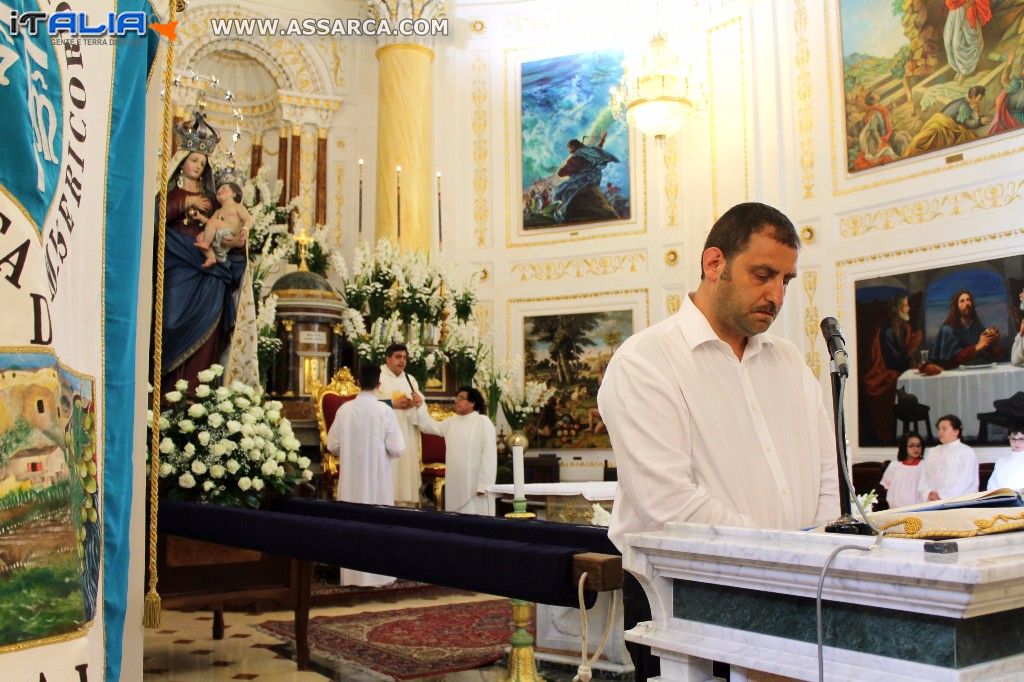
[158,500,605,607]
[271,498,619,556]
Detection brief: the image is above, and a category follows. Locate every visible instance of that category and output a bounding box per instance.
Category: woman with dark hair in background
[880,431,925,508]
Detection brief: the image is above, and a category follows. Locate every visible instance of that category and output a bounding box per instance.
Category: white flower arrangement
[499,362,556,431]
[154,366,311,507]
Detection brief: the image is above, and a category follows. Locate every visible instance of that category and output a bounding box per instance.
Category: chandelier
[610,32,699,144]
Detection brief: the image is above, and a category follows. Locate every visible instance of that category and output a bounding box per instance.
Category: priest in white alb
[418,386,498,514]
[326,364,405,586]
[376,343,424,506]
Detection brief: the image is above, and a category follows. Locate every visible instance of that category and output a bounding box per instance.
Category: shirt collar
[675,292,773,356]
[381,364,402,379]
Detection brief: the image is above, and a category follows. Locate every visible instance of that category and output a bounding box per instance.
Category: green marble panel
[672,579,1024,668]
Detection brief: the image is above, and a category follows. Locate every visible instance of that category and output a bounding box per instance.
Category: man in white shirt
[418,387,498,514]
[326,365,405,586]
[918,414,979,501]
[376,343,424,506]
[597,201,839,681]
[987,425,1024,490]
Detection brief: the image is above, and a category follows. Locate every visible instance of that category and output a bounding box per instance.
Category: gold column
[276,126,289,206]
[172,106,185,155]
[374,44,433,252]
[315,128,328,226]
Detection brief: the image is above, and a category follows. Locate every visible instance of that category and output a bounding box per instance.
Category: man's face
[957,293,974,318]
[937,419,960,444]
[1010,432,1024,453]
[897,298,910,322]
[385,351,408,374]
[711,231,798,339]
[453,391,474,416]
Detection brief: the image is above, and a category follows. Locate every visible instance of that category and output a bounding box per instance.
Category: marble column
[250,138,263,177]
[374,44,433,252]
[276,126,288,206]
[315,128,328,226]
[289,124,302,205]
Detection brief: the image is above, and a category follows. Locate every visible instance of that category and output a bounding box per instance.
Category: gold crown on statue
[214,164,247,187]
[174,111,220,154]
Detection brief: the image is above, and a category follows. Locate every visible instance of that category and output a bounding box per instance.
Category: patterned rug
[256,599,530,680]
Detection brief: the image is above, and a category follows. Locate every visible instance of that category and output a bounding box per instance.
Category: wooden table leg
[212,608,225,640]
[294,559,312,669]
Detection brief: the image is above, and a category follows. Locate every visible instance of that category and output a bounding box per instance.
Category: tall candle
[357,158,364,236]
[512,445,525,501]
[396,165,402,239]
[436,171,443,248]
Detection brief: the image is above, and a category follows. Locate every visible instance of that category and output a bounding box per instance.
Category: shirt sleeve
[986,462,1002,491]
[811,376,841,527]
[880,462,895,490]
[598,350,754,529]
[384,407,406,458]
[326,407,343,456]
[416,405,446,436]
[1011,334,1024,367]
[476,418,498,494]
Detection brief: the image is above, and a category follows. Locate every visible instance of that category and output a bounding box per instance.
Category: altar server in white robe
[986,424,1024,491]
[376,343,424,506]
[327,364,405,586]
[918,414,979,502]
[418,386,497,514]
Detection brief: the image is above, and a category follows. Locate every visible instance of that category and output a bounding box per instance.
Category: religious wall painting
[0,352,98,649]
[520,49,631,231]
[854,255,1024,448]
[838,0,1024,174]
[522,309,633,450]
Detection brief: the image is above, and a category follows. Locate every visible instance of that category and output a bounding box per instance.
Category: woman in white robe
[418,388,498,514]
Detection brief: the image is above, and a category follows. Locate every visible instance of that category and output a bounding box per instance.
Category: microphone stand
[824,359,873,535]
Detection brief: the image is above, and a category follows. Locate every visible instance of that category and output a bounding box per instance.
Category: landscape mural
[839,0,1024,173]
[523,309,633,449]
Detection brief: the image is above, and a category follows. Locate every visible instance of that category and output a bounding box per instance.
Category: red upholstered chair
[421,403,455,509]
[312,368,359,498]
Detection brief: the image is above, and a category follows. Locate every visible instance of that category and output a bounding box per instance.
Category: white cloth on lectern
[418,408,497,514]
[377,365,422,504]
[917,439,978,501]
[326,391,405,586]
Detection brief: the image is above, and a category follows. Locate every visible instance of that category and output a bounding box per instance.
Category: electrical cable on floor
[572,572,617,682]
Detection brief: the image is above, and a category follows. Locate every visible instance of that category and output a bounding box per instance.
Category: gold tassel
[143,590,162,629]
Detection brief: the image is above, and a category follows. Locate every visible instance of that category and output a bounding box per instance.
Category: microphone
[820,317,850,377]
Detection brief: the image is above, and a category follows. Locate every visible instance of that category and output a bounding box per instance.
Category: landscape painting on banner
[839,0,1024,173]
[520,49,631,230]
[0,353,99,647]
[523,310,633,449]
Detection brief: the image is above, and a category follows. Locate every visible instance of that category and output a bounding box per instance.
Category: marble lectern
[624,523,1024,681]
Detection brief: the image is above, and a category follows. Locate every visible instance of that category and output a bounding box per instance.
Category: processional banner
[0,1,154,679]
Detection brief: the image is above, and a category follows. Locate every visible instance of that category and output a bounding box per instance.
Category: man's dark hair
[567,138,583,151]
[890,294,908,316]
[967,85,986,99]
[358,364,381,390]
[459,386,486,415]
[1011,423,1024,437]
[699,202,800,279]
[385,343,408,357]
[936,414,963,438]
[942,290,978,328]
[896,431,922,462]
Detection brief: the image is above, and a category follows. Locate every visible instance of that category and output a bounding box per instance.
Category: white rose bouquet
[154,364,312,508]
[500,378,556,431]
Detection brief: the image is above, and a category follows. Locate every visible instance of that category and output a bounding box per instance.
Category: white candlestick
[512,445,525,501]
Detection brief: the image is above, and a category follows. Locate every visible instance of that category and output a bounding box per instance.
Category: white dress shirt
[418,408,498,514]
[916,439,979,501]
[986,451,1024,491]
[598,294,839,551]
[880,460,924,508]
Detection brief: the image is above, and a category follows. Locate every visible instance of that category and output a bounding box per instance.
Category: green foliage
[0,417,31,469]
[0,556,85,645]
[290,241,329,276]
[0,480,71,518]
[890,45,911,81]
[891,0,903,18]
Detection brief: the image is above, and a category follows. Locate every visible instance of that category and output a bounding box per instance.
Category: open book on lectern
[888,488,1024,513]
